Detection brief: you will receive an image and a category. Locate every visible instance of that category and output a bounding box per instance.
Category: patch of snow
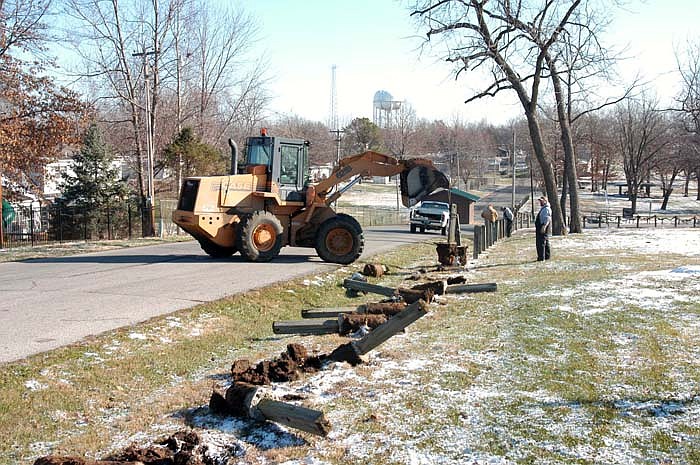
[25,379,47,391]
[128,332,147,340]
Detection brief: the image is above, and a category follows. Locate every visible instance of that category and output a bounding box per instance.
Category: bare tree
[615,95,669,213]
[675,39,700,200]
[0,0,51,61]
[410,0,599,235]
[580,112,619,192]
[269,115,335,165]
[383,102,418,159]
[63,0,154,228]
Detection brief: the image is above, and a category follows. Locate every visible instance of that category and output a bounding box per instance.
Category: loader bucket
[400,159,450,207]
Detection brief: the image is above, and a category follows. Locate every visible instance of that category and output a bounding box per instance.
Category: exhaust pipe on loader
[228,138,238,175]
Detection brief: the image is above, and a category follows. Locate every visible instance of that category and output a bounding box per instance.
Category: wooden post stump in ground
[445,283,497,294]
[329,299,429,366]
[211,383,331,437]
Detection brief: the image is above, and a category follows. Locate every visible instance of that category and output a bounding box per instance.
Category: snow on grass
[24,379,47,391]
[557,228,700,256]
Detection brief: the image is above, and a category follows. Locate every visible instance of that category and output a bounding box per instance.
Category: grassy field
[1,225,699,464]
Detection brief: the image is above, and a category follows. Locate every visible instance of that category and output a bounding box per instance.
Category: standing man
[535,196,552,261]
[502,206,514,237]
[481,204,499,239]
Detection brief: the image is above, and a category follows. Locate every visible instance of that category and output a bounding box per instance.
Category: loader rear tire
[237,211,284,262]
[198,239,236,258]
[315,214,364,264]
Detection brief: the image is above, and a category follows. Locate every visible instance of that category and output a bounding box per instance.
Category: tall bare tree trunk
[526,113,564,234]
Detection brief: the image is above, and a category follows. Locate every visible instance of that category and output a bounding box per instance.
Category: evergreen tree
[162,127,226,179]
[59,124,129,210]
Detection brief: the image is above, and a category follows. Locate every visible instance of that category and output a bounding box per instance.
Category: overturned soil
[230,343,323,385]
[35,430,234,465]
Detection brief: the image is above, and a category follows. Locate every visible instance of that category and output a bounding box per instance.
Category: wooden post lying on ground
[445,282,497,294]
[211,382,331,437]
[342,279,433,303]
[329,299,429,366]
[273,318,340,335]
[301,302,407,319]
[273,314,387,336]
[343,279,394,297]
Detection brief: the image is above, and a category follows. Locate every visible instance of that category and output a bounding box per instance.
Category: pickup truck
[409,200,449,235]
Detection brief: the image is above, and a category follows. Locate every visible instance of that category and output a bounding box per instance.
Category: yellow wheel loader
[172,130,448,264]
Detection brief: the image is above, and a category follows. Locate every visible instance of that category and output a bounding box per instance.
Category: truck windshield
[246,138,273,166]
[421,202,448,210]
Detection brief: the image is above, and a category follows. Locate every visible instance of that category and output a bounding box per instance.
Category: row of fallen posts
[35,264,499,465]
[473,211,530,259]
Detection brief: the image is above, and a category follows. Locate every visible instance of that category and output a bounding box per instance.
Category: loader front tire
[315,214,364,264]
[198,239,236,258]
[238,211,284,262]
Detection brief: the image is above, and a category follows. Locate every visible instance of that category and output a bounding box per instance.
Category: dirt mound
[34,430,235,465]
[230,343,323,385]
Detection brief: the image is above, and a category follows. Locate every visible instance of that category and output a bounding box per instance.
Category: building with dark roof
[424,188,480,224]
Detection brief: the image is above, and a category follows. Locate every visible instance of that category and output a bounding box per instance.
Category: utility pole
[133,47,157,237]
[511,128,516,209]
[0,174,4,249]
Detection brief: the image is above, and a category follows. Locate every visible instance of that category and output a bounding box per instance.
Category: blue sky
[238,0,698,126]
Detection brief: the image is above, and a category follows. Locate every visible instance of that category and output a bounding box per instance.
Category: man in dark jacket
[534,196,551,261]
[502,206,514,237]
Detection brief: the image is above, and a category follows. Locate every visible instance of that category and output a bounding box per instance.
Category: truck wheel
[198,239,236,258]
[441,226,447,236]
[237,211,284,262]
[410,224,417,233]
[419,226,425,233]
[315,214,364,264]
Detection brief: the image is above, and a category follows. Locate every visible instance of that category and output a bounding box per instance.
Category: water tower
[372,90,402,128]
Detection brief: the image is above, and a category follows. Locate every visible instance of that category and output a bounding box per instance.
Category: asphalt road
[0,226,434,364]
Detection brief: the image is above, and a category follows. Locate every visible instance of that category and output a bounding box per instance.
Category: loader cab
[244,130,310,202]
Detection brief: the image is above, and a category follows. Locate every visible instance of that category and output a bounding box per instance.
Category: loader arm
[308,150,449,209]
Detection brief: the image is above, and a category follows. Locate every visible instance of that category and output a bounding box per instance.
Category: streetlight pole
[329,129,344,208]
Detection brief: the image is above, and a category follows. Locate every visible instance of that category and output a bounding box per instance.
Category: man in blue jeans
[534,196,551,261]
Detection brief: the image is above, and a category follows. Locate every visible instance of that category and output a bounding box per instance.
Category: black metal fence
[0,199,182,249]
[582,212,700,229]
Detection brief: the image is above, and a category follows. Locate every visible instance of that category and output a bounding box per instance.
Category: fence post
[472,225,481,260]
[636,216,640,228]
[128,202,132,239]
[674,216,678,227]
[598,214,602,228]
[58,204,63,243]
[30,204,35,247]
[107,206,112,240]
[481,225,486,253]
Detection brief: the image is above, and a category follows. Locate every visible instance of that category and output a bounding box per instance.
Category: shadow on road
[24,252,320,265]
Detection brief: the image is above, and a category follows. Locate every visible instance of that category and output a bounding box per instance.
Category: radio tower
[328,65,338,131]
[328,65,343,166]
